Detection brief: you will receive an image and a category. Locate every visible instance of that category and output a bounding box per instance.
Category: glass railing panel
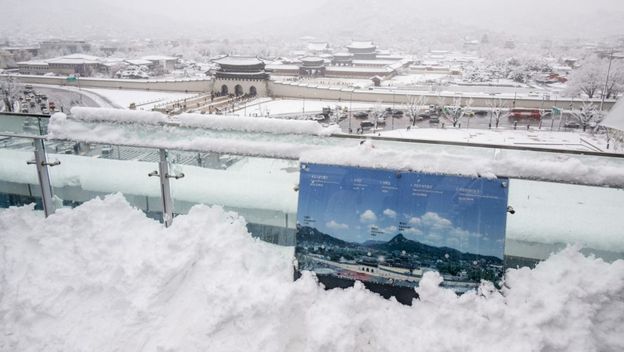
[0,136,42,209]
[505,178,624,266]
[168,150,299,245]
[0,113,48,135]
[44,141,162,219]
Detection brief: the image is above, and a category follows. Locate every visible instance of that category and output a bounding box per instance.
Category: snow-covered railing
[2,118,624,259]
[66,108,341,136]
[42,108,624,188]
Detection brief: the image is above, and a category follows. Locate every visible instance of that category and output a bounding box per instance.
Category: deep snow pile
[1,195,623,352]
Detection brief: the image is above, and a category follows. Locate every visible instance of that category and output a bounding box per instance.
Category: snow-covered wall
[268,81,617,110]
[1,195,622,352]
[5,74,212,93]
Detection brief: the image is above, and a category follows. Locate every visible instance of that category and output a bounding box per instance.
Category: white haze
[1,0,623,43]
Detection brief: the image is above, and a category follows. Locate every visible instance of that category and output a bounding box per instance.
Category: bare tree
[571,101,603,132]
[404,94,426,126]
[487,98,509,128]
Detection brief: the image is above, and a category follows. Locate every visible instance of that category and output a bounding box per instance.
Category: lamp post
[391,89,395,130]
[349,89,354,133]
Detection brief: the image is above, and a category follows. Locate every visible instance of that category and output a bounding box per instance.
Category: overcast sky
[2,0,623,42]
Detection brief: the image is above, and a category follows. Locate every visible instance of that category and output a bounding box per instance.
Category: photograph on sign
[295,163,509,294]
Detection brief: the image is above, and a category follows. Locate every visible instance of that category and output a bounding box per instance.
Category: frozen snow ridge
[1,195,623,352]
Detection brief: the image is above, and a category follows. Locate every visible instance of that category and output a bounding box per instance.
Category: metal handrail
[0,112,51,118]
[331,133,624,159]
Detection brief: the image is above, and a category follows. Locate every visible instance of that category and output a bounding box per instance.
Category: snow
[213,56,264,66]
[81,88,196,110]
[177,113,341,136]
[379,127,611,152]
[300,140,624,188]
[69,107,169,124]
[1,194,623,351]
[46,111,624,188]
[241,98,389,116]
[61,107,342,136]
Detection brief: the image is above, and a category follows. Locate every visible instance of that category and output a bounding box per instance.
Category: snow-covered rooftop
[141,55,178,61]
[307,42,329,51]
[213,56,264,66]
[125,59,152,66]
[347,41,376,49]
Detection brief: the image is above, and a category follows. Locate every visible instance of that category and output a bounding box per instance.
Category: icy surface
[0,195,623,352]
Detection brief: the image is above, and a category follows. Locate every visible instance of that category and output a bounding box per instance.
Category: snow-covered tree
[443,96,468,127]
[571,102,603,131]
[404,94,426,126]
[604,63,624,99]
[487,98,509,128]
[564,56,622,99]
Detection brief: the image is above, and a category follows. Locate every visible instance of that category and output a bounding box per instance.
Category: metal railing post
[148,148,184,227]
[158,149,174,227]
[30,139,57,217]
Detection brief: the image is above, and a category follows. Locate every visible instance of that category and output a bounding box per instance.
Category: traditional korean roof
[213,56,264,66]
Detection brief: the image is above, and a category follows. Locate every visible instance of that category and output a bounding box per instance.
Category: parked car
[360,121,374,129]
[354,111,368,119]
[564,121,581,129]
[394,110,404,117]
[429,116,440,124]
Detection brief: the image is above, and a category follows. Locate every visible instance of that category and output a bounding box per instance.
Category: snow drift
[1,195,623,352]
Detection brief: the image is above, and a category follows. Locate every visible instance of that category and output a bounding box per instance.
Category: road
[4,84,112,115]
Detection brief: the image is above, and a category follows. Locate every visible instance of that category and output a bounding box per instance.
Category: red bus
[509,108,544,120]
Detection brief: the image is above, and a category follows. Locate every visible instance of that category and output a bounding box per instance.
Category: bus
[509,108,548,120]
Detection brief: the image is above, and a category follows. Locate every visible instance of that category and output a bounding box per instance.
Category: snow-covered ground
[82,88,196,110]
[1,195,623,351]
[387,73,451,86]
[240,98,393,116]
[378,127,611,152]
